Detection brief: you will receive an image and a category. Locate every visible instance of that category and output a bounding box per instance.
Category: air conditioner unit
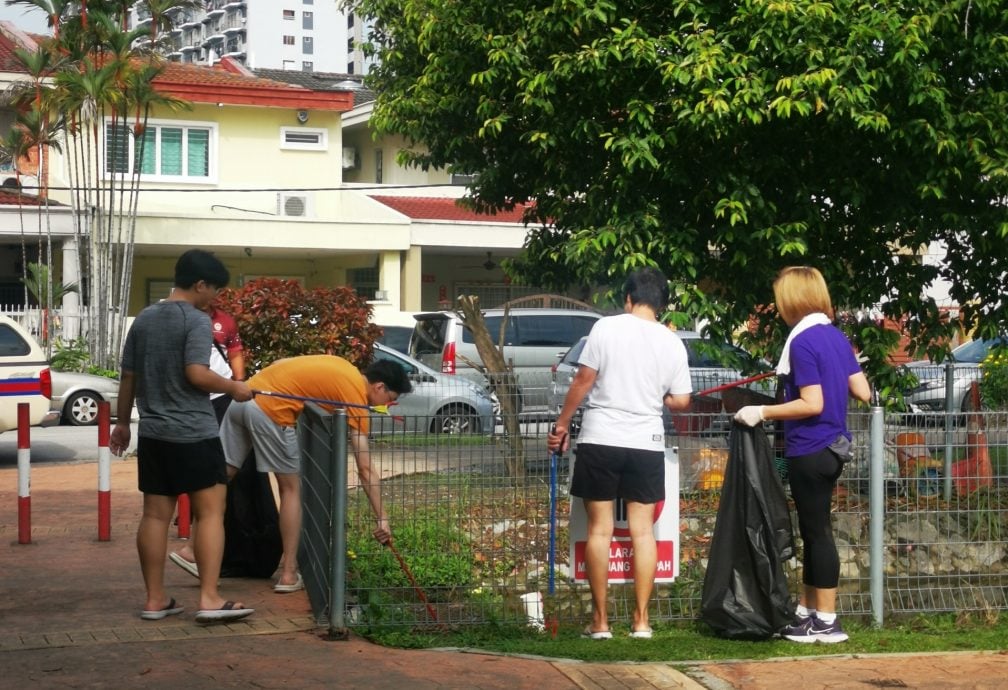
[276,192,313,217]
[342,146,357,170]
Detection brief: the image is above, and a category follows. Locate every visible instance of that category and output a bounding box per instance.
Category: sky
[0,5,51,35]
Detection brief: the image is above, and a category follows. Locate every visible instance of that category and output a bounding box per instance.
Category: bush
[215,278,382,375]
[979,347,1008,409]
[347,514,473,594]
[50,337,117,378]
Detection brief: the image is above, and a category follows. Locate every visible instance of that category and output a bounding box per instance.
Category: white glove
[734,405,765,427]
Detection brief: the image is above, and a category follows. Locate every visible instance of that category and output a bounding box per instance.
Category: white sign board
[569,447,680,584]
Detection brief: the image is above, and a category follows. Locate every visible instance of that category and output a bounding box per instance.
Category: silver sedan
[371,343,495,435]
[49,371,120,426]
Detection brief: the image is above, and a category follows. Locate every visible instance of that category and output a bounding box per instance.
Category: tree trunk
[455,295,525,479]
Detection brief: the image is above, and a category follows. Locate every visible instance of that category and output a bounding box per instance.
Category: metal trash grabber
[693,370,776,398]
[387,539,439,623]
[251,389,402,421]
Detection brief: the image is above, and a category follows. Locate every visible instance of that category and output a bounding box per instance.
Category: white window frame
[102,117,218,184]
[279,127,328,151]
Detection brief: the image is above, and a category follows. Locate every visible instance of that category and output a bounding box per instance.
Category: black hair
[364,358,413,396]
[623,266,669,312]
[174,249,230,289]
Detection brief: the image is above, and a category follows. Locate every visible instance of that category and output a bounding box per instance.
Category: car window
[517,315,596,347]
[373,346,418,376]
[411,318,449,356]
[463,315,518,345]
[0,323,31,356]
[561,337,588,365]
[377,326,412,354]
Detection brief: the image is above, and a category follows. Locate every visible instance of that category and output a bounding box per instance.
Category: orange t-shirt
[249,355,369,434]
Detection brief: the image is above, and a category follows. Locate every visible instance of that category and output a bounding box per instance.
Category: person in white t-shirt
[547,267,692,640]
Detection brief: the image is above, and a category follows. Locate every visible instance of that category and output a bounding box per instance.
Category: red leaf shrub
[216,278,382,376]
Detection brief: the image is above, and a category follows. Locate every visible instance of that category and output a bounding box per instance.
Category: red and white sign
[569,447,679,583]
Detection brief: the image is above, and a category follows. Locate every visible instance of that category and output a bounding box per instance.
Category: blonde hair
[772,266,834,326]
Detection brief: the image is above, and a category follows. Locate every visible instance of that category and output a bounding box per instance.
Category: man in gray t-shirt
[111,249,255,625]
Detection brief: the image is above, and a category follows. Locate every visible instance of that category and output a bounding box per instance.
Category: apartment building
[131,1,347,73]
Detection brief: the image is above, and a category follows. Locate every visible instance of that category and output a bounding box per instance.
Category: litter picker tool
[548,428,566,596]
[693,370,776,398]
[251,389,402,420]
[387,539,439,623]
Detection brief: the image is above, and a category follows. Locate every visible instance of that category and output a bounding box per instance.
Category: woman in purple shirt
[735,266,870,643]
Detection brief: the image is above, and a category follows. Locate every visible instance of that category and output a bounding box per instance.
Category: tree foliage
[214,278,382,376]
[352,0,1008,377]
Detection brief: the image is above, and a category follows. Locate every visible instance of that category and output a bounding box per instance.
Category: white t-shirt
[208,343,233,401]
[576,313,692,451]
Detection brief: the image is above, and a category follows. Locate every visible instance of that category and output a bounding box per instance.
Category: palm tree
[141,0,203,52]
[6,1,192,368]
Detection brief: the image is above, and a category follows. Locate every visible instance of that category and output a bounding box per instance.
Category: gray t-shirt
[121,300,219,442]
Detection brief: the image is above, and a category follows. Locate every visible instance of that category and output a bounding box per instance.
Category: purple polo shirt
[780,324,861,457]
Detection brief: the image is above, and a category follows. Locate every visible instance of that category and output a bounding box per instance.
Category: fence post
[869,404,885,627]
[97,401,111,541]
[17,402,30,544]
[942,362,955,501]
[328,409,348,637]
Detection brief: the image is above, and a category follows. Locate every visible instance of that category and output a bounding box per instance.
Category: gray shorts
[220,399,300,475]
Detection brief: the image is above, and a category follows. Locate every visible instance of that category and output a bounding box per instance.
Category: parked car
[50,371,120,426]
[548,331,772,435]
[375,325,412,354]
[370,342,496,435]
[0,314,56,431]
[410,307,602,415]
[903,338,1006,412]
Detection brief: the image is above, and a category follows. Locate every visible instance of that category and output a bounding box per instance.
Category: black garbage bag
[700,424,796,639]
[221,452,283,578]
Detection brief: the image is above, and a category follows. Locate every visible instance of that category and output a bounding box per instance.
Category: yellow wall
[48,102,346,214]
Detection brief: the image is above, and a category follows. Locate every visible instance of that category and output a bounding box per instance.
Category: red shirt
[207,307,242,358]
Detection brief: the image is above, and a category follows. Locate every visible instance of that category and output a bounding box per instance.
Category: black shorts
[570,443,665,503]
[137,436,229,496]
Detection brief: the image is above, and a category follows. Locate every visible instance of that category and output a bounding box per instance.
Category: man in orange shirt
[171,355,411,592]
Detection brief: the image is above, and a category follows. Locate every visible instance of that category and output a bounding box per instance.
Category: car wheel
[65,390,102,426]
[431,404,481,435]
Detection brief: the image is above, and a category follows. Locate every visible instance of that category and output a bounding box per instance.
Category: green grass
[369,433,493,448]
[362,612,1007,662]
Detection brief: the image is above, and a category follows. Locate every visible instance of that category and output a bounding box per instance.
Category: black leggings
[787,447,844,589]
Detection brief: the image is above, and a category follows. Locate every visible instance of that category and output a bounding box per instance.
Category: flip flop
[140,597,184,621]
[169,552,199,579]
[581,626,612,640]
[274,572,304,593]
[194,601,254,624]
[629,627,653,639]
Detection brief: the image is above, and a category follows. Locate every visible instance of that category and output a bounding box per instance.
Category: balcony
[202,32,225,48]
[224,40,246,58]
[221,15,246,34]
[178,12,201,29]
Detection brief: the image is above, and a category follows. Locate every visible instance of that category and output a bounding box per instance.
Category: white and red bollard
[17,402,30,544]
[98,401,111,541]
[177,493,191,538]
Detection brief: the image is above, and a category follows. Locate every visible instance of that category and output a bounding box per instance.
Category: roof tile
[370,196,528,223]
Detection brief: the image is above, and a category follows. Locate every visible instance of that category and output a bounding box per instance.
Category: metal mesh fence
[298,367,1008,630]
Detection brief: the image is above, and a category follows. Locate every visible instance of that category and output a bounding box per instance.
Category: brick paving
[1,458,1005,689]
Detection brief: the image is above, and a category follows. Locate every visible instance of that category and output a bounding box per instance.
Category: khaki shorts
[219,399,300,475]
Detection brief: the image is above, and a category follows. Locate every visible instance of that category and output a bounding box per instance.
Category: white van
[372,310,417,354]
[0,315,54,432]
[409,308,602,413]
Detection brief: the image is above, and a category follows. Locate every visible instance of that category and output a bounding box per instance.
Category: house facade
[0,22,535,340]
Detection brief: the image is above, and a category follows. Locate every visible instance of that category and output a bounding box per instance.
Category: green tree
[351,0,1008,378]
